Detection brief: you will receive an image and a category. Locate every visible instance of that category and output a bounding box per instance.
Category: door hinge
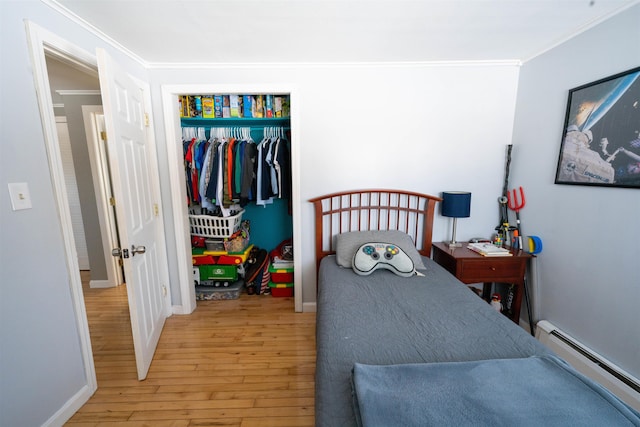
[144,113,150,127]
[109,197,116,206]
[154,203,159,217]
[100,131,107,141]
[162,285,167,297]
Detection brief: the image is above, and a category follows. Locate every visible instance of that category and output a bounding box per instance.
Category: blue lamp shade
[441,192,471,218]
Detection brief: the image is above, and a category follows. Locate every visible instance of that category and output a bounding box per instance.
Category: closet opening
[161,86,302,313]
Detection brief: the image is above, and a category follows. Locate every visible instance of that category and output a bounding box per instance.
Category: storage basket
[205,239,225,251]
[268,265,294,283]
[224,233,250,253]
[195,280,244,300]
[268,282,294,297]
[189,209,244,238]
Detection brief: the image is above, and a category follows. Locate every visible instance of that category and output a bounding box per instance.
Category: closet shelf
[181,117,290,127]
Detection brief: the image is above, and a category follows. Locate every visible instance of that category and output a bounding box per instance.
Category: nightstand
[432,241,532,324]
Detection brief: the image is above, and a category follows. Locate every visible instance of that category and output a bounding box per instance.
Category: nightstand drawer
[458,259,525,283]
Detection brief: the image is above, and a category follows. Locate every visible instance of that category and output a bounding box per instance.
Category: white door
[94,112,125,286]
[97,49,168,380]
[83,107,124,288]
[57,117,91,270]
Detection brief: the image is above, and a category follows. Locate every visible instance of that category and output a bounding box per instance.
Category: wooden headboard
[309,189,442,272]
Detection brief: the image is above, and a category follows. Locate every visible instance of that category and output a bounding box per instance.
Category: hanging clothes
[240,141,257,207]
[182,127,207,205]
[198,136,215,213]
[204,139,221,203]
[256,137,275,206]
[273,136,291,199]
[181,125,291,214]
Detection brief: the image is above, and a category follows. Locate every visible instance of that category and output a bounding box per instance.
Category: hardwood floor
[67,272,316,426]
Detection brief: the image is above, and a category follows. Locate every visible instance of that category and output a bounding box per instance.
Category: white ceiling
[51,0,638,65]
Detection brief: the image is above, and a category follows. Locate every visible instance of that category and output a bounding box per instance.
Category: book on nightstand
[467,242,512,256]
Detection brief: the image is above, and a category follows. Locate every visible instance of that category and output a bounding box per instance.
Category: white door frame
[161,84,303,313]
[25,21,98,421]
[82,105,123,288]
[25,20,173,422]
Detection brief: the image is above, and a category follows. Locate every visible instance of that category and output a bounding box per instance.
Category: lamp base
[448,218,463,249]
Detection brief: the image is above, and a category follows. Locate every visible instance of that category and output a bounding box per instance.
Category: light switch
[8,182,33,210]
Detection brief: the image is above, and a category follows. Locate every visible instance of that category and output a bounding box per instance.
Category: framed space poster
[555,66,640,189]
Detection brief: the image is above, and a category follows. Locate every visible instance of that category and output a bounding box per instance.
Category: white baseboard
[536,320,640,411]
[302,302,316,313]
[89,279,114,288]
[42,384,95,427]
[77,256,90,270]
[172,304,193,315]
[172,302,314,314]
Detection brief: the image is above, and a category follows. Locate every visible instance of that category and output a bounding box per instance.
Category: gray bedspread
[352,355,640,426]
[315,255,553,427]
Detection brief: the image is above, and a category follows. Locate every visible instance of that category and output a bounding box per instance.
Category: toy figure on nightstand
[490,293,503,312]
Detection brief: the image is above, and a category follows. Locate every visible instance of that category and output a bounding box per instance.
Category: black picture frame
[554,66,640,189]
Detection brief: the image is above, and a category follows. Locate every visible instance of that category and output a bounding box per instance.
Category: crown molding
[55,89,102,96]
[41,0,148,68]
[146,59,522,70]
[522,0,640,64]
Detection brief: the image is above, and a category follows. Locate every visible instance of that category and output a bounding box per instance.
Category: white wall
[149,63,521,305]
[511,4,640,380]
[0,1,148,425]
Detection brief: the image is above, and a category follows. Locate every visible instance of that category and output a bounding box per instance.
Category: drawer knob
[490,266,496,271]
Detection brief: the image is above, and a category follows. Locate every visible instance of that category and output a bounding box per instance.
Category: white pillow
[335,230,426,270]
[352,242,417,277]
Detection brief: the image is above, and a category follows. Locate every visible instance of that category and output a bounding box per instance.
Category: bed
[310,189,640,427]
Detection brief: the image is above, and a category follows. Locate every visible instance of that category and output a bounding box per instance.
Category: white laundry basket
[188,209,244,238]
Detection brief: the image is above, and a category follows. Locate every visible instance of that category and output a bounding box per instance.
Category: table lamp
[441,191,471,248]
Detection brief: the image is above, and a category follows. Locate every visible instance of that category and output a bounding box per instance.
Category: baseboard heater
[536,320,640,412]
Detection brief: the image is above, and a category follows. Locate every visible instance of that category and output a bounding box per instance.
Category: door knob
[112,248,129,258]
[131,245,146,256]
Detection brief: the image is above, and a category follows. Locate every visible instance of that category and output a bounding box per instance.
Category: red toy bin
[192,255,216,266]
[268,282,293,297]
[268,265,293,283]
